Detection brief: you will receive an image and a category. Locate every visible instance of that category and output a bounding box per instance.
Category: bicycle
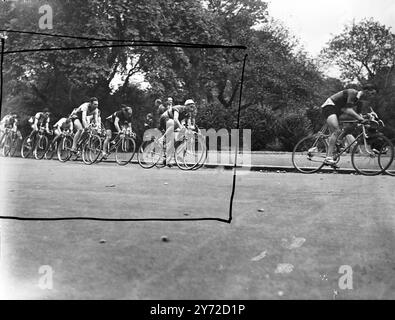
[97,128,137,166]
[57,124,102,164]
[21,126,51,160]
[292,113,394,176]
[0,128,20,157]
[138,126,206,170]
[45,130,72,160]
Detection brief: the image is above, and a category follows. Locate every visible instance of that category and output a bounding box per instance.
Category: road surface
[0,157,394,299]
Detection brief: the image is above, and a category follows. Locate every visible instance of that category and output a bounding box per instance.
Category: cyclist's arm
[33,116,39,131]
[81,110,89,128]
[341,107,364,122]
[69,121,73,132]
[173,111,183,129]
[45,118,50,133]
[94,109,99,128]
[12,119,18,132]
[114,117,121,133]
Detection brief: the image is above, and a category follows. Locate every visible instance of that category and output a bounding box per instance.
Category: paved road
[0,158,394,299]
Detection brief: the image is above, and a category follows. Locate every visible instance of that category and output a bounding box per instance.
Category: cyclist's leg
[326,114,341,162]
[72,119,83,151]
[102,120,113,156]
[28,123,38,143]
[102,130,112,156]
[164,119,176,161]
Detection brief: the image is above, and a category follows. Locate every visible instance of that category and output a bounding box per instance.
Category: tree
[321,18,395,83]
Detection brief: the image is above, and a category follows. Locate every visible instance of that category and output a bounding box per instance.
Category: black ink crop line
[228,54,248,223]
[0,30,248,225]
[0,29,247,50]
[0,216,230,223]
[3,43,246,55]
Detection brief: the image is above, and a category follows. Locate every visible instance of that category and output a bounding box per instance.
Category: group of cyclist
[0,95,198,162]
[1,82,382,168]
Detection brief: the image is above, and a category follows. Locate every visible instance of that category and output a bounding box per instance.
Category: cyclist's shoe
[308,146,318,153]
[324,156,337,165]
[101,151,109,160]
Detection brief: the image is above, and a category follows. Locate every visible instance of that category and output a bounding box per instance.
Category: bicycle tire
[115,137,136,166]
[57,135,73,162]
[138,140,162,169]
[351,135,394,176]
[34,135,49,160]
[175,133,206,170]
[44,140,57,160]
[384,138,395,176]
[82,135,102,165]
[9,133,19,157]
[292,135,328,174]
[21,136,34,158]
[2,133,12,157]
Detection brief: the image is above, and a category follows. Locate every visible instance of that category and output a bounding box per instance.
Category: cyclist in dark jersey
[27,108,51,143]
[102,105,133,158]
[320,84,377,164]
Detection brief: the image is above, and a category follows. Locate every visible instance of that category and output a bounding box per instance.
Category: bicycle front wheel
[351,135,394,176]
[115,137,136,166]
[34,135,49,160]
[2,134,12,157]
[21,136,34,158]
[9,134,19,157]
[292,135,327,174]
[57,136,73,162]
[138,140,162,169]
[385,138,395,176]
[82,135,102,165]
[175,134,207,170]
[45,140,57,160]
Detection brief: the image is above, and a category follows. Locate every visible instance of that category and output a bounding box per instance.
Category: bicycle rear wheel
[57,136,73,162]
[115,137,136,166]
[138,140,162,169]
[292,135,327,174]
[21,136,34,158]
[351,135,394,176]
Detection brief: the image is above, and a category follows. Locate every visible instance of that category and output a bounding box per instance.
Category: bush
[276,112,312,151]
[239,104,278,151]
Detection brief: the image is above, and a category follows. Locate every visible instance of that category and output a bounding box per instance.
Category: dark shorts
[322,105,340,120]
[104,119,116,132]
[71,113,83,125]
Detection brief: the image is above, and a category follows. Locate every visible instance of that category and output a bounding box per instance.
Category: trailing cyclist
[0,113,21,144]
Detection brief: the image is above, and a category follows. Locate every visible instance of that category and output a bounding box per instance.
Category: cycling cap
[184,99,195,105]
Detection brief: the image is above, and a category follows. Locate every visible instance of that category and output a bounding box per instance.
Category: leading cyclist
[320,84,377,164]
